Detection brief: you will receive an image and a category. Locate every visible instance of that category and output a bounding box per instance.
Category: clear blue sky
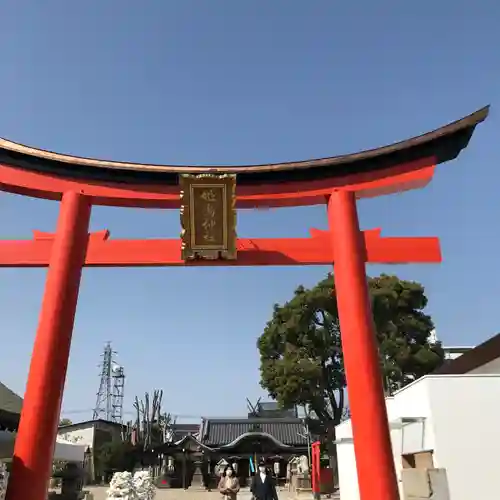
[0,0,498,423]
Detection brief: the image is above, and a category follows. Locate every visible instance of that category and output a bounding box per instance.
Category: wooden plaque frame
[180,173,237,260]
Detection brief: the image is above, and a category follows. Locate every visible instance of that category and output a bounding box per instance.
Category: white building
[336,333,500,500]
[443,346,472,361]
[57,419,124,482]
[57,419,124,448]
[429,329,473,361]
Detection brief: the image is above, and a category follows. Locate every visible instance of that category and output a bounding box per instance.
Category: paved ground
[84,486,256,500]
[84,486,289,499]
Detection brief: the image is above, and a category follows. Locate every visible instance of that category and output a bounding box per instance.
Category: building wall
[57,421,122,450]
[57,425,95,449]
[388,377,436,458]
[469,356,500,374]
[336,375,500,500]
[335,424,358,500]
[443,347,472,361]
[57,421,122,483]
[336,379,435,500]
[428,375,500,500]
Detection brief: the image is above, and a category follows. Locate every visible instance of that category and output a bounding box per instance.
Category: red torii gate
[0,106,488,500]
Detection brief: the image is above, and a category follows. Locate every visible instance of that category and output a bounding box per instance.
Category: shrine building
[157,401,310,487]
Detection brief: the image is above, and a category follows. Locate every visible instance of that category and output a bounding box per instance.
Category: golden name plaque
[180,174,237,261]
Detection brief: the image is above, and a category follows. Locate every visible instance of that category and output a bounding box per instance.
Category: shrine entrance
[0,106,488,500]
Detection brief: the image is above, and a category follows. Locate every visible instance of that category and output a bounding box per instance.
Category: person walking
[250,460,279,500]
[218,464,240,500]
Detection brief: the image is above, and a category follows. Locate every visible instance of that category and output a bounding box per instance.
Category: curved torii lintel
[0,106,489,208]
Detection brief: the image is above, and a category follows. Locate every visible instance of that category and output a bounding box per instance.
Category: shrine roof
[0,382,22,431]
[0,106,488,187]
[170,423,201,441]
[0,382,22,415]
[201,417,308,447]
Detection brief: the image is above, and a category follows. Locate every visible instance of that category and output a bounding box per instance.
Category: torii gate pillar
[6,192,91,500]
[328,190,399,500]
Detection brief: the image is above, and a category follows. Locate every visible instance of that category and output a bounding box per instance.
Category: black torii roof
[0,106,489,186]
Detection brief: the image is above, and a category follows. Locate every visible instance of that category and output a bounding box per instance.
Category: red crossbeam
[0,228,441,267]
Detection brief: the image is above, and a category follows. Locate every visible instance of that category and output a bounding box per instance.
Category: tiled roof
[246,402,298,419]
[202,418,308,447]
[58,419,126,430]
[257,402,280,411]
[0,382,23,415]
[171,423,200,441]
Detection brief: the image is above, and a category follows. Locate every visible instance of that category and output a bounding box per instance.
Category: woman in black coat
[250,461,279,500]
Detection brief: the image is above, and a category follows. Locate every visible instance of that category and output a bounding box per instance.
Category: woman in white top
[218,464,240,500]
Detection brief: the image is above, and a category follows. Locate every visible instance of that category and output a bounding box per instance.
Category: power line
[60,409,252,420]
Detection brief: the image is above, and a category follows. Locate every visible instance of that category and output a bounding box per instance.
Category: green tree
[59,418,73,427]
[258,274,444,439]
[94,440,137,476]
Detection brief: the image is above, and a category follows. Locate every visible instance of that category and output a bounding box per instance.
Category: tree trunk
[326,428,339,487]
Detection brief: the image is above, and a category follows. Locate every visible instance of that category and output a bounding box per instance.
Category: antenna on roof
[246,397,262,417]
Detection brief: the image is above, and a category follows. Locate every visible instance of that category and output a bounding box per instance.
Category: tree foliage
[59,418,73,427]
[95,440,137,474]
[258,274,444,435]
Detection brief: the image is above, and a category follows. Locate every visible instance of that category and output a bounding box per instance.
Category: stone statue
[298,455,309,475]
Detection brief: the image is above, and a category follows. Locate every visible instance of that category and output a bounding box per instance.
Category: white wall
[337,379,434,499]
[336,375,500,500]
[336,425,358,500]
[428,375,500,500]
[443,347,472,361]
[57,425,94,449]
